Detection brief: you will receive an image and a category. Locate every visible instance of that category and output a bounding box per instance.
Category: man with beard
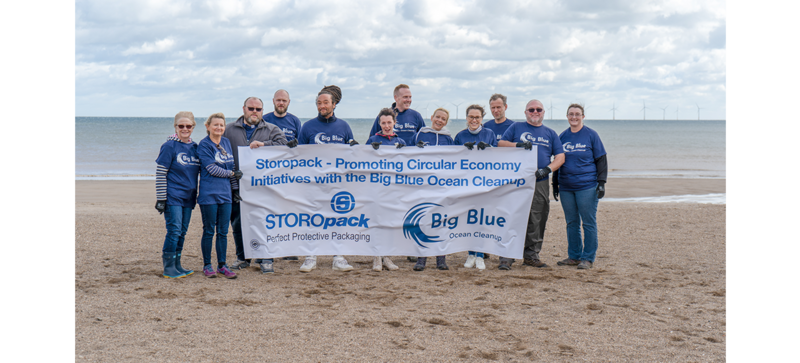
[263,89,302,143]
[368,84,425,146]
[226,96,288,274]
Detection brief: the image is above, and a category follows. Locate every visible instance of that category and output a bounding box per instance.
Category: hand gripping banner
[238,144,538,259]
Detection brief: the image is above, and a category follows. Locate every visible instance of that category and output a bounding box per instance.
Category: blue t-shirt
[366,133,408,146]
[155,140,200,207]
[413,130,454,146]
[298,114,355,145]
[454,128,498,147]
[263,112,302,142]
[483,118,515,141]
[197,136,235,205]
[558,126,607,192]
[501,122,564,181]
[369,107,426,145]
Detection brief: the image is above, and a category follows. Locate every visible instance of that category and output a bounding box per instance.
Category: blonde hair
[432,108,450,122]
[174,111,195,127]
[204,112,226,135]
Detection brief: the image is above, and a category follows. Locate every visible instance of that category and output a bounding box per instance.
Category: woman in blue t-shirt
[155,111,201,278]
[197,112,242,279]
[552,104,608,270]
[454,105,497,270]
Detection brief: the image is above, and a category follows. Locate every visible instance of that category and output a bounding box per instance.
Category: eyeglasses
[467,116,482,120]
[176,125,193,129]
[527,108,544,113]
[215,143,228,157]
[247,107,263,112]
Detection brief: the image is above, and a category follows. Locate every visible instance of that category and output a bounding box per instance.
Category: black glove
[286,139,298,148]
[349,139,359,146]
[464,141,475,150]
[371,142,381,150]
[596,184,605,199]
[416,141,425,148]
[232,189,242,203]
[516,141,532,150]
[155,200,166,214]
[477,141,488,150]
[535,166,551,180]
[233,170,243,179]
[552,185,559,201]
[396,143,405,149]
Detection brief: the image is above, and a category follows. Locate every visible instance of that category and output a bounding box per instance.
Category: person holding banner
[155,111,200,278]
[552,104,607,270]
[198,113,242,279]
[454,105,497,270]
[498,99,564,270]
[368,84,426,145]
[411,107,453,271]
[297,85,356,272]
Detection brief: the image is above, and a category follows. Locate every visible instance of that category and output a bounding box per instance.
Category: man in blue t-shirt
[498,99,564,270]
[484,93,516,142]
[263,89,302,142]
[368,84,426,145]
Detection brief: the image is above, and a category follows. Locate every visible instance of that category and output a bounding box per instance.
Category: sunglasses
[176,125,193,129]
[247,107,263,112]
[215,143,228,157]
[527,108,544,113]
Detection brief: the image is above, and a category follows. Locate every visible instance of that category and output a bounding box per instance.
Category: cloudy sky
[76,0,726,120]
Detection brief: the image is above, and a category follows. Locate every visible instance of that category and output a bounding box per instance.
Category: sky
[75,0,726,120]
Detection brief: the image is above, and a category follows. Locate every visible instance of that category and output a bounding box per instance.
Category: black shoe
[407,256,418,262]
[436,256,448,270]
[413,257,427,271]
[282,256,299,260]
[523,259,548,268]
[498,261,511,270]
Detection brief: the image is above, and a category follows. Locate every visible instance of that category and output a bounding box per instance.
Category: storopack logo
[265,191,369,229]
[330,191,355,214]
[403,203,444,248]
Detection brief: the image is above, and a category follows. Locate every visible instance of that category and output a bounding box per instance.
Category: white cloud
[121,38,175,55]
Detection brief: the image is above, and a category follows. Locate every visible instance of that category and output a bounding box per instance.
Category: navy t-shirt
[501,122,564,181]
[414,131,454,146]
[558,126,607,191]
[366,133,408,146]
[263,112,302,142]
[454,128,498,147]
[155,140,200,207]
[298,114,355,145]
[369,108,425,145]
[197,136,235,205]
[483,118,515,142]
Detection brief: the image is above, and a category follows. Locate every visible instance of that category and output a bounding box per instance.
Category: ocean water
[76,117,725,180]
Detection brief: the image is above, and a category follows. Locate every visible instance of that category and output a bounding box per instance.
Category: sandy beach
[76,178,725,362]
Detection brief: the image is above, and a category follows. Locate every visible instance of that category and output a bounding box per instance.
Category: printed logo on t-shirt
[176,152,200,166]
[520,132,551,146]
[395,122,416,131]
[562,142,588,153]
[215,151,234,165]
[313,132,344,144]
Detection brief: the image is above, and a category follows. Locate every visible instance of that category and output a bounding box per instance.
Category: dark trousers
[523,179,550,261]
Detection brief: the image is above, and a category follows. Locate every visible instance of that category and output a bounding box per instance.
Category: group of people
[154,84,607,279]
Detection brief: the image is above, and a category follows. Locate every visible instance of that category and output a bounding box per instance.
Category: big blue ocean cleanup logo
[265,191,368,230]
[403,203,508,248]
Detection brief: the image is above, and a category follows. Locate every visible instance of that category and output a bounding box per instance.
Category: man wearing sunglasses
[225,96,288,274]
[498,99,564,270]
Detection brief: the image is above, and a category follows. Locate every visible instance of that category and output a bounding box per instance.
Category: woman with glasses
[552,104,607,270]
[197,112,242,279]
[454,105,497,270]
[155,111,201,278]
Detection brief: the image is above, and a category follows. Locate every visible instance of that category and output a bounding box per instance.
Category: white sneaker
[464,255,476,268]
[382,257,399,271]
[475,257,486,270]
[372,256,382,272]
[332,257,354,272]
[299,256,317,272]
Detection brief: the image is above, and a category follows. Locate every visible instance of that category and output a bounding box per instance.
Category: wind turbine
[660,106,668,120]
[451,102,464,121]
[423,103,430,118]
[640,101,649,120]
[696,103,702,120]
[609,103,618,120]
[548,101,558,120]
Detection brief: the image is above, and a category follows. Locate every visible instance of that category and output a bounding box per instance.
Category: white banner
[239,144,538,259]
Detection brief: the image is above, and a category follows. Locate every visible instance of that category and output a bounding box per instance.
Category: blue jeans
[163,205,193,254]
[468,251,485,258]
[200,203,232,267]
[559,185,599,262]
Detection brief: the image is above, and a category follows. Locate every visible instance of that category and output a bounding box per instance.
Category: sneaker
[382,257,399,271]
[203,265,216,278]
[299,256,317,272]
[260,260,274,274]
[229,260,250,270]
[498,261,511,270]
[407,256,418,262]
[523,259,549,268]
[217,265,237,279]
[282,256,299,260]
[464,255,477,268]
[413,257,427,271]
[372,256,383,272]
[332,257,354,272]
[557,258,580,266]
[577,260,593,269]
[475,257,486,270]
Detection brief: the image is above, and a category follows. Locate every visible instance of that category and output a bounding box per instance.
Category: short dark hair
[489,94,507,105]
[466,104,485,118]
[377,107,397,122]
[566,103,585,116]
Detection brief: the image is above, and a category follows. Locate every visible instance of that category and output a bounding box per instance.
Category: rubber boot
[436,255,449,270]
[175,252,194,276]
[413,257,427,271]
[162,252,186,278]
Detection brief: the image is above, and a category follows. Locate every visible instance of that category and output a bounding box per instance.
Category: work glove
[596,184,605,199]
[416,141,425,148]
[155,200,166,214]
[371,142,381,150]
[535,166,551,180]
[232,170,243,179]
[516,141,532,150]
[477,141,489,150]
[286,139,298,148]
[396,143,405,149]
[233,189,242,203]
[349,139,359,146]
[464,141,475,150]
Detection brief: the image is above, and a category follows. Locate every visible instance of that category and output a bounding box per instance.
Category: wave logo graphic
[403,203,443,248]
[330,191,355,214]
[177,152,190,166]
[520,132,534,143]
[313,132,328,144]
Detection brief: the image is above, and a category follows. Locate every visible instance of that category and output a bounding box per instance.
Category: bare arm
[548,153,565,171]
[498,140,516,147]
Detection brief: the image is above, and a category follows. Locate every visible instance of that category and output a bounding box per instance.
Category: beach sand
[76,179,725,362]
